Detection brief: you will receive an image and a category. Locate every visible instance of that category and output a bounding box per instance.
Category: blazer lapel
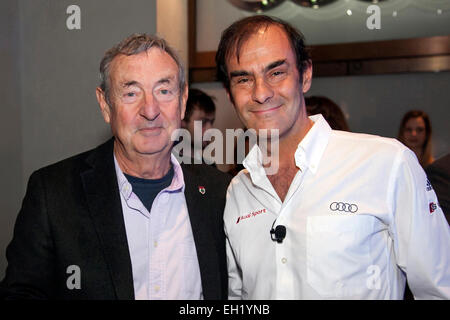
[182,165,222,299]
[80,139,135,300]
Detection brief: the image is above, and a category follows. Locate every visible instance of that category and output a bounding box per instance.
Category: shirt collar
[294,114,332,174]
[114,153,185,200]
[243,114,332,179]
[242,144,269,186]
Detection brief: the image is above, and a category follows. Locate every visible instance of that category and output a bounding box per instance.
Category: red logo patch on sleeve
[429,202,437,214]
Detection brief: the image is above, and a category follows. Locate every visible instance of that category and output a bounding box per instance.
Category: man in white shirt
[215,15,450,299]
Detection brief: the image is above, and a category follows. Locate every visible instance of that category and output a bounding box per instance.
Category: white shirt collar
[295,114,332,174]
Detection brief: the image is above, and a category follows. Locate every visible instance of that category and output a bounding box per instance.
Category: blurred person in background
[398,110,434,168]
[181,88,217,166]
[305,96,350,132]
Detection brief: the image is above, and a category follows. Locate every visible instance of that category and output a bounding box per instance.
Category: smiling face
[225,25,312,141]
[96,48,187,159]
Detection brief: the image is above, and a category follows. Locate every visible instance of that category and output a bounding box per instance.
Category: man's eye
[154,86,176,101]
[158,88,174,96]
[123,92,138,100]
[272,71,284,76]
[237,78,249,84]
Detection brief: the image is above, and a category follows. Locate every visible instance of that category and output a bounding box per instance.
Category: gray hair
[99,33,186,105]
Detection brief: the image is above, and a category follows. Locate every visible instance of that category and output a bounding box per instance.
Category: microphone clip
[270,220,286,243]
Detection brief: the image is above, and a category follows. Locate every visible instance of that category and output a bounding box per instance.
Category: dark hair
[99,33,185,105]
[398,110,433,167]
[305,96,350,131]
[215,15,310,92]
[185,88,216,121]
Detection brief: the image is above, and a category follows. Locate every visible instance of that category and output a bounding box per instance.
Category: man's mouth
[138,127,163,136]
[251,105,282,115]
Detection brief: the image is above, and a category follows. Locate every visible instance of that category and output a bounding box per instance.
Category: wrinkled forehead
[110,48,179,82]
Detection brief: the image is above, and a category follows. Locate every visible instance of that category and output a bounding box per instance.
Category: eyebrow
[265,59,286,72]
[229,70,250,79]
[156,77,172,85]
[122,80,139,88]
[229,59,287,79]
[120,76,175,89]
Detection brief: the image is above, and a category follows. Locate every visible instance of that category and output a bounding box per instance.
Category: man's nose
[252,77,274,104]
[140,93,160,121]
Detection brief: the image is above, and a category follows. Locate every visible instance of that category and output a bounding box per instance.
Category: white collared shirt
[224,114,450,300]
[114,154,203,300]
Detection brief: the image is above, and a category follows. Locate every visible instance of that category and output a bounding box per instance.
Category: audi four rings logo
[330,202,358,213]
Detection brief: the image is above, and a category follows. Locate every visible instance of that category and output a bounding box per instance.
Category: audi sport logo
[330,202,358,213]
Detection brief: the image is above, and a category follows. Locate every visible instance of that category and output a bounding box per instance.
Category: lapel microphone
[270,219,286,243]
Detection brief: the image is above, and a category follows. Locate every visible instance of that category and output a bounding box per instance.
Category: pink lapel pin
[198,186,206,195]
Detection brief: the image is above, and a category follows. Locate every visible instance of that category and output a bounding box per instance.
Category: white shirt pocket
[306,215,374,298]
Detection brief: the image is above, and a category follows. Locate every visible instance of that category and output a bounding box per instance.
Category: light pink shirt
[114,154,203,300]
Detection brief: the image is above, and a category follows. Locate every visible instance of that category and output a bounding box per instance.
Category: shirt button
[154,285,160,292]
[281,258,287,264]
[153,241,158,248]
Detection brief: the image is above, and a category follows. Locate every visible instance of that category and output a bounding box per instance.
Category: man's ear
[301,60,313,93]
[96,87,111,124]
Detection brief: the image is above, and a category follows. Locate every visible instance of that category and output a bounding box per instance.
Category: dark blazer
[1,139,231,299]
[426,153,450,225]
